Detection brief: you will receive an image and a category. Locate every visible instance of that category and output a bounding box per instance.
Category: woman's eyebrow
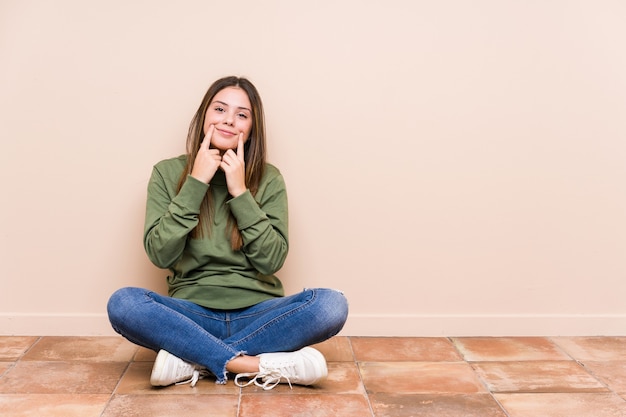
[214,100,251,112]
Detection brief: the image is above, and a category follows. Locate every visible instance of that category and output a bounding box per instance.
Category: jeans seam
[228,289,318,348]
[147,291,229,323]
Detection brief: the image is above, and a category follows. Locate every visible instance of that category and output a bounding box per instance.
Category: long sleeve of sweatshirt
[142,155,289,309]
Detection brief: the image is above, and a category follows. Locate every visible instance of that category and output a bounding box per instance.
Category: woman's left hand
[221,133,247,197]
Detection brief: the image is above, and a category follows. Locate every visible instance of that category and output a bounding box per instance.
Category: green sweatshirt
[144,155,288,309]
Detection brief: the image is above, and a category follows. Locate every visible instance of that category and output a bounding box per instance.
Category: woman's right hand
[191,124,222,183]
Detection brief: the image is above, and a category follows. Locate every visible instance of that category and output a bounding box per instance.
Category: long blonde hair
[177,76,267,249]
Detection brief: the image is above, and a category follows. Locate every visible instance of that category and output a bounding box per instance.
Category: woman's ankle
[226,355,260,374]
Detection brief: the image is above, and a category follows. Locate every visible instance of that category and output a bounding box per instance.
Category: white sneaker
[234,347,328,390]
[150,349,207,387]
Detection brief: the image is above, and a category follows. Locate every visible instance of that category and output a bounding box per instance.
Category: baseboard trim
[1,313,625,337]
[0,313,118,336]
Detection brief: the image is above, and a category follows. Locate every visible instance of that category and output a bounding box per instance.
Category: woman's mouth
[216,128,236,137]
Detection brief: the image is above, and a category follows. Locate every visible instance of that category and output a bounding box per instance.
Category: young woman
[107,76,348,389]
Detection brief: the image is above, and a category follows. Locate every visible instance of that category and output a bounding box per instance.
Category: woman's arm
[228,173,289,275]
[143,168,209,269]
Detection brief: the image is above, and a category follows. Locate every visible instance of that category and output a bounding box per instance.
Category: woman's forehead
[212,87,251,109]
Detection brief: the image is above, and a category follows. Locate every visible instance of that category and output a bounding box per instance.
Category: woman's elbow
[144,243,177,269]
[252,246,288,275]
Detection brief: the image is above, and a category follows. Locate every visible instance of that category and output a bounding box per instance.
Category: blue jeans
[107,287,348,383]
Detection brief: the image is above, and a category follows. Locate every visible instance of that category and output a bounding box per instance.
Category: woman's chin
[211,141,236,153]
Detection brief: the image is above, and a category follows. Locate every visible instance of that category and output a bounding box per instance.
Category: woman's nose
[224,113,234,125]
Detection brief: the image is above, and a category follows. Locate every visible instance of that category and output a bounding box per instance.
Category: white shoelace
[175,369,210,387]
[234,368,294,390]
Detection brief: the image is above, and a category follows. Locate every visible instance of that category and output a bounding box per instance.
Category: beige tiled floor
[1,336,626,416]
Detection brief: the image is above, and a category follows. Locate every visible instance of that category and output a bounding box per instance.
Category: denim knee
[106,287,143,329]
[314,288,349,337]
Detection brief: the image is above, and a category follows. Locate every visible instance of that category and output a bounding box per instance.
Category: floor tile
[369,393,508,417]
[552,337,626,361]
[472,361,608,393]
[495,393,626,417]
[351,337,462,362]
[0,361,127,394]
[102,394,238,417]
[359,362,486,394]
[22,336,137,362]
[0,394,110,417]
[313,362,365,394]
[3,335,624,416]
[0,362,13,376]
[133,346,157,362]
[0,336,39,360]
[312,336,354,362]
[583,361,626,395]
[116,362,239,395]
[239,393,372,417]
[452,337,570,361]
[240,362,365,395]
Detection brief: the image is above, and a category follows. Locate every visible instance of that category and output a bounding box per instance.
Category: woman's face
[203,87,253,152]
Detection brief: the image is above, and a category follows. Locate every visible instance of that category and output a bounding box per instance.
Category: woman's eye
[214,106,224,112]
[238,113,248,119]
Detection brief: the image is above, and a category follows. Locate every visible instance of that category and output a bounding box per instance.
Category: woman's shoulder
[263,162,282,178]
[153,154,187,174]
[264,161,278,172]
[265,162,283,177]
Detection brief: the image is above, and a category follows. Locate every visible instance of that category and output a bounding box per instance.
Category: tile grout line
[347,336,376,417]
[0,337,41,395]
[95,341,139,417]
[236,379,242,417]
[19,336,42,359]
[548,336,625,400]
[447,336,514,417]
[99,358,132,417]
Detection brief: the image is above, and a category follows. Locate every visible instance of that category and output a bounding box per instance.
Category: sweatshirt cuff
[227,190,265,229]
[174,175,210,212]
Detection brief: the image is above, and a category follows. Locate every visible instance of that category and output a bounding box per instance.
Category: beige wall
[1,0,625,336]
